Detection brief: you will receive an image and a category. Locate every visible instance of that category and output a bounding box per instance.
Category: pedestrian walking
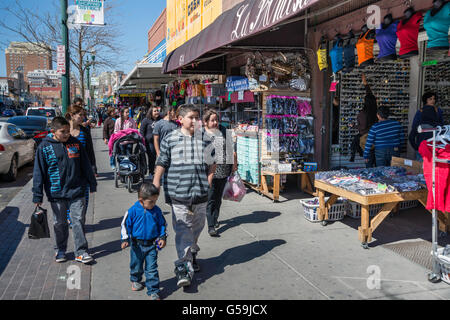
[65,104,98,228]
[153,106,178,157]
[120,182,167,300]
[363,106,403,167]
[140,106,161,176]
[115,106,137,155]
[409,91,444,161]
[103,107,118,169]
[153,104,216,288]
[203,108,237,237]
[32,117,97,264]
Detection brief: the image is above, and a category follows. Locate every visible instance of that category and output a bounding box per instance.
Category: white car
[0,122,36,181]
[26,106,62,124]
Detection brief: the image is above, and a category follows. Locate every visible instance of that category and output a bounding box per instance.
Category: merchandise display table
[260,170,316,202]
[314,180,450,248]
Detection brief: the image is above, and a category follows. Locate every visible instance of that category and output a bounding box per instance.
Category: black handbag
[28,206,50,239]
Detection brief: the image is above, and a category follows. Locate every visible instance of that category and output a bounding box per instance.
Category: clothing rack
[418,124,450,284]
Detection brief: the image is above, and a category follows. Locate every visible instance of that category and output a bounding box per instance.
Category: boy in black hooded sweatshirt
[32,117,97,264]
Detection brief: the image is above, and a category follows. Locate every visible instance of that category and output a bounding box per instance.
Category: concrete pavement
[0,126,449,300]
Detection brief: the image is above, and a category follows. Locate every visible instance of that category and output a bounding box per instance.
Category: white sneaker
[75,252,94,264]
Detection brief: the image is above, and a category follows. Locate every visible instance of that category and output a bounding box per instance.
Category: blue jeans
[50,197,88,257]
[130,242,159,296]
[110,155,115,167]
[375,147,400,167]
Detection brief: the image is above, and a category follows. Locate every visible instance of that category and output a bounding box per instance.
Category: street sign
[74,0,105,26]
[57,45,66,74]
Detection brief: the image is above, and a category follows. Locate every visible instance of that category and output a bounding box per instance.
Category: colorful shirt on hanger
[376,21,399,59]
[317,48,328,71]
[329,41,344,73]
[424,2,450,49]
[356,30,375,66]
[343,43,356,73]
[396,12,423,56]
[419,140,450,212]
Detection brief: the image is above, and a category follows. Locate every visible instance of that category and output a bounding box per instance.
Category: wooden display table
[314,180,450,248]
[260,170,316,202]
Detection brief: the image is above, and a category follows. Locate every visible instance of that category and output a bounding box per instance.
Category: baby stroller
[112,131,147,193]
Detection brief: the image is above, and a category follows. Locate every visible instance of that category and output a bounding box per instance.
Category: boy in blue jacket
[32,117,97,264]
[120,182,167,300]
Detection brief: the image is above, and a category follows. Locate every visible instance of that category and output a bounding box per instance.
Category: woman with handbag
[203,108,237,237]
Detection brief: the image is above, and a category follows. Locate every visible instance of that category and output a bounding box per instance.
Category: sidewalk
[0,127,449,300]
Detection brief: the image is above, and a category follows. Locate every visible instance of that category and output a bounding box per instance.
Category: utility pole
[61,0,70,115]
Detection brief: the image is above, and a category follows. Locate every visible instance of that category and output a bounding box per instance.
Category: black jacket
[79,125,97,174]
[140,117,161,145]
[32,135,97,203]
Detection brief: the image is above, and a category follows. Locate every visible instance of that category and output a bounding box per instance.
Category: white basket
[399,200,419,211]
[436,248,450,285]
[300,197,346,223]
[346,202,384,219]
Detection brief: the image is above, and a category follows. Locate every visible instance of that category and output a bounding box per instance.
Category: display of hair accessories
[297,100,312,117]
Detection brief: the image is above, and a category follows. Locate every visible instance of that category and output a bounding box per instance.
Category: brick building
[5,42,52,82]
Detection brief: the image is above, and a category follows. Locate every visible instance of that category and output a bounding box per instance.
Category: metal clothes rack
[418,124,450,283]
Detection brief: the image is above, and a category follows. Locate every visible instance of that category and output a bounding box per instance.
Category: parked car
[26,106,62,124]
[2,109,17,117]
[7,116,49,146]
[13,108,24,116]
[0,122,36,181]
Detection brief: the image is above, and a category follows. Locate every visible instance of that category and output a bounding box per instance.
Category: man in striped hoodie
[153,104,216,288]
[363,106,403,167]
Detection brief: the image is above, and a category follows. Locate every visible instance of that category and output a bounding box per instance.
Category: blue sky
[0,0,166,77]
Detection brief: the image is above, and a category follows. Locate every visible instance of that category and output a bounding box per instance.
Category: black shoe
[349,156,355,162]
[174,265,191,287]
[192,253,200,272]
[208,227,218,237]
[214,221,220,228]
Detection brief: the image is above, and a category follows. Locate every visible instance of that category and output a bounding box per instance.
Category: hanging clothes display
[356,30,375,67]
[424,2,450,49]
[343,41,356,73]
[329,38,344,73]
[317,47,328,71]
[396,12,423,58]
[376,20,400,60]
[419,140,450,212]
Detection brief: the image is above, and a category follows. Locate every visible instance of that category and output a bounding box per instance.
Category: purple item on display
[376,21,399,60]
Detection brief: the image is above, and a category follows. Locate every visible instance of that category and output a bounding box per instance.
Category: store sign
[166,0,223,53]
[74,0,105,26]
[231,0,316,41]
[56,45,66,75]
[422,60,438,66]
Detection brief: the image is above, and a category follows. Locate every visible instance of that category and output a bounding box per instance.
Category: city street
[0,127,449,300]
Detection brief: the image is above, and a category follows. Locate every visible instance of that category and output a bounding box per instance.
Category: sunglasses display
[338,59,411,157]
[423,59,450,124]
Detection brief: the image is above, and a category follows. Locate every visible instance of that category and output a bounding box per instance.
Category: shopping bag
[222,172,247,202]
[28,206,50,239]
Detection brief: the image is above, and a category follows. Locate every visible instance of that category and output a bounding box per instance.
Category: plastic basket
[435,248,450,285]
[346,202,384,219]
[300,197,346,223]
[399,200,419,211]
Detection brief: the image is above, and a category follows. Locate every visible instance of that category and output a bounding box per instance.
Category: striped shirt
[76,130,87,147]
[363,119,403,159]
[156,129,213,205]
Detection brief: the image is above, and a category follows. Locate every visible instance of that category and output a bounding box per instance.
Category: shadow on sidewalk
[89,239,122,260]
[86,217,123,233]
[217,211,282,234]
[96,172,114,181]
[159,239,286,298]
[0,207,26,277]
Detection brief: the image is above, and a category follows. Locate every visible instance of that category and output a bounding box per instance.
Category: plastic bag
[222,172,247,202]
[28,206,50,239]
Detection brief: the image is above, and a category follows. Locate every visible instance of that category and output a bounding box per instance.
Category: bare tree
[0,0,125,102]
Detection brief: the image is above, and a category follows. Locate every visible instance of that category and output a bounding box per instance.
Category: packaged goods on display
[315,166,426,195]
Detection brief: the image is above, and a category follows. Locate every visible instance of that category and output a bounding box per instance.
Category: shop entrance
[330,56,411,169]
